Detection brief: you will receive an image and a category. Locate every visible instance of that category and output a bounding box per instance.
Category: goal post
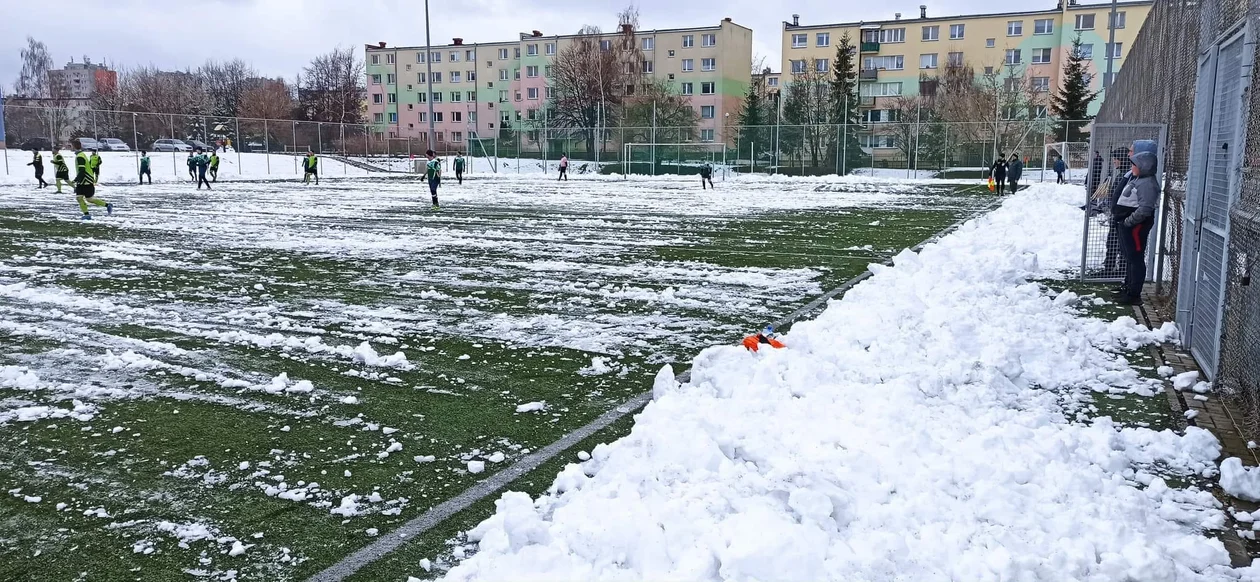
[621,142,729,179]
[1041,141,1091,182]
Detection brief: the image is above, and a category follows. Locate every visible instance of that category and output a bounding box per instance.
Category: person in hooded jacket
[1112,150,1160,306]
[1104,140,1158,285]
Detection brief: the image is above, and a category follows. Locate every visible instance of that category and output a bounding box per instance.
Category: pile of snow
[443,185,1247,581]
[515,402,547,413]
[1221,458,1260,503]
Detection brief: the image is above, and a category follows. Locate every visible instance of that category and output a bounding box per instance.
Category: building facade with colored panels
[365,18,752,150]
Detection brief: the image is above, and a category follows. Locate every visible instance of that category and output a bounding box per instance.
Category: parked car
[99,138,131,152]
[19,137,53,151]
[150,139,192,152]
[185,139,212,151]
[72,137,102,151]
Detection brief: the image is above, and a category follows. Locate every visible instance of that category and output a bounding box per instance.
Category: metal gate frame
[1177,24,1253,378]
[1080,123,1168,282]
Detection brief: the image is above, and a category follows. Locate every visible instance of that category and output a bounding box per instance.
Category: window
[950,24,965,39]
[514,69,520,80]
[386,74,396,84]
[432,92,442,103]
[1001,106,1018,120]
[527,65,539,77]
[701,82,715,94]
[792,33,807,48]
[514,91,521,101]
[1108,42,1123,58]
[498,48,509,59]
[373,112,384,123]
[668,49,676,57]
[624,62,634,74]
[450,91,462,102]
[1075,14,1096,29]
[701,105,715,118]
[702,58,716,71]
[700,129,715,142]
[984,65,994,75]
[371,74,382,85]
[431,72,443,83]
[1109,11,1126,29]
[600,40,611,51]
[387,112,397,123]
[387,93,396,103]
[434,112,443,122]
[1032,48,1052,64]
[418,92,427,103]
[431,51,442,62]
[863,55,904,70]
[545,86,553,99]
[453,111,462,122]
[682,34,694,48]
[470,111,477,122]
[879,28,906,43]
[681,82,694,95]
[499,69,509,81]
[1034,105,1048,119]
[1007,20,1023,36]
[417,52,426,63]
[501,111,510,123]
[466,49,474,60]
[435,131,444,142]
[1032,76,1051,92]
[817,32,831,46]
[986,38,996,48]
[417,73,427,83]
[791,59,806,74]
[642,60,654,73]
[372,93,382,103]
[451,131,462,142]
[527,44,538,56]
[920,53,938,69]
[406,64,412,71]
[467,71,476,81]
[767,77,779,87]
[859,82,902,97]
[498,89,507,102]
[546,43,556,55]
[1034,19,1053,34]
[922,26,939,41]
[703,34,716,47]
[1005,49,1022,64]
[815,58,829,72]
[1079,43,1094,59]
[642,38,654,50]
[407,103,413,110]
[468,91,477,101]
[449,52,459,62]
[624,83,636,95]
[861,134,896,148]
[682,58,694,72]
[451,71,461,83]
[545,65,553,77]
[527,87,539,100]
[947,51,963,66]
[515,47,521,58]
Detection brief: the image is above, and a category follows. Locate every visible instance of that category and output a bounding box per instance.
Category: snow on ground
[443,184,1253,581]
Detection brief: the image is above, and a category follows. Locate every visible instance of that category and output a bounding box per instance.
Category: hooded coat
[1114,150,1160,227]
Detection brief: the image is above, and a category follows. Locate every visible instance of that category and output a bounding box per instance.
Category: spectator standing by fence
[1007,154,1024,194]
[991,154,1008,193]
[1054,155,1068,184]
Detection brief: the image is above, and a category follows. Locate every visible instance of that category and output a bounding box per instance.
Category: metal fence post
[170,115,177,175]
[264,118,270,175]
[292,120,298,175]
[235,118,242,173]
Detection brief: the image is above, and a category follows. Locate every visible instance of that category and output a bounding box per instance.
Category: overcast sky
[1,0,1111,86]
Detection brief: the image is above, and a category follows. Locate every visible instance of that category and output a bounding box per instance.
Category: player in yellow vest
[74,149,111,220]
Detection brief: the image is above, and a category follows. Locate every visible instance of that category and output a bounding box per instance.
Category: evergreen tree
[829,33,867,173]
[736,75,766,158]
[1051,32,1098,142]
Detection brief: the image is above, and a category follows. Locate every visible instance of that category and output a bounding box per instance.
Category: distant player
[139,151,152,184]
[28,150,48,188]
[51,150,70,193]
[558,154,569,181]
[209,151,220,182]
[425,150,441,209]
[89,149,103,184]
[700,162,714,189]
[454,154,465,184]
[194,149,212,190]
[187,152,196,181]
[303,152,319,184]
[74,146,111,220]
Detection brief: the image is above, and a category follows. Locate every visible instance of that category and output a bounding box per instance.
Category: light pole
[423,0,436,151]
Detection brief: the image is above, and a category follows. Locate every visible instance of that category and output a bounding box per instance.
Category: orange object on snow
[987,176,996,191]
[742,333,785,352]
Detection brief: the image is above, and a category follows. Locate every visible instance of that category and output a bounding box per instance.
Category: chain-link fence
[2,103,1093,179]
[1081,124,1167,283]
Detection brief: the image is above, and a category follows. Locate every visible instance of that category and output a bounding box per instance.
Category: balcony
[860,41,880,53]
[859,69,879,81]
[859,96,877,106]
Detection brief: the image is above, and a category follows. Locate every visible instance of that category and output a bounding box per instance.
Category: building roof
[782,0,1153,31]
[367,19,750,52]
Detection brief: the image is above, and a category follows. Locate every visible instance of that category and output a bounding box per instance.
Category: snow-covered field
[440,185,1259,581]
[0,173,990,579]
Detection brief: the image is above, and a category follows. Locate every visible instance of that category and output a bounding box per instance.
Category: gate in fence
[1080,123,1168,284]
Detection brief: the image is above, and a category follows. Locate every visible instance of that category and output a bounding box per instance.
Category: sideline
[306,192,1007,582]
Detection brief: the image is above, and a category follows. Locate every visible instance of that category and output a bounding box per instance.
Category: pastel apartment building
[365,18,752,150]
[780,0,1152,152]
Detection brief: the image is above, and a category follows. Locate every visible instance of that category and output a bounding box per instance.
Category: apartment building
[48,58,117,100]
[365,18,752,149]
[781,0,1152,151]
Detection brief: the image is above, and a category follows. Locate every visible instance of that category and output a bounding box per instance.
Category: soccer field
[0,174,991,580]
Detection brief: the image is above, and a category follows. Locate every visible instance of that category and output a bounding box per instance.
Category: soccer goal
[1040,141,1091,183]
[621,142,729,179]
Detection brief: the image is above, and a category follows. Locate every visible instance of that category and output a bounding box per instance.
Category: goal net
[621,142,729,179]
[1040,141,1091,183]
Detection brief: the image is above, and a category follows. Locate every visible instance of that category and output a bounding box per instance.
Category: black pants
[35,169,47,188]
[995,176,1006,192]
[428,177,440,206]
[701,176,713,189]
[1119,219,1154,302]
[210,167,218,182]
[1056,171,1065,184]
[197,169,212,189]
[1008,178,1019,193]
[558,167,568,181]
[140,169,151,184]
[455,169,463,184]
[189,168,196,180]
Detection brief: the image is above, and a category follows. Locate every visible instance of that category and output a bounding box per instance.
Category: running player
[74,147,111,220]
[425,150,441,210]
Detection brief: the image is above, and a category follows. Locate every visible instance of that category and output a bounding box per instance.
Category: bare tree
[621,79,698,144]
[781,66,830,169]
[239,78,295,120]
[297,46,365,124]
[549,25,633,152]
[198,59,257,117]
[14,37,53,98]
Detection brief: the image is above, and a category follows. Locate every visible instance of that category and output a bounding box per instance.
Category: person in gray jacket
[1112,150,1159,305]
[1006,154,1023,194]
